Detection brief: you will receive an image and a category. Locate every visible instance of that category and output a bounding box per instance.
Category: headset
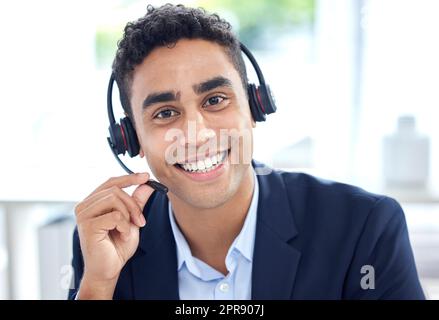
[107,42,277,193]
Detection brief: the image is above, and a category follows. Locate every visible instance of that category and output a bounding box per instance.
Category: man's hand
[74,173,155,299]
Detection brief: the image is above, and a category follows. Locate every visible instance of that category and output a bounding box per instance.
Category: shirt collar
[231,168,259,262]
[168,168,259,275]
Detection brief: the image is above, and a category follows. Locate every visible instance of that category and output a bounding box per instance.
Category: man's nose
[179,111,216,148]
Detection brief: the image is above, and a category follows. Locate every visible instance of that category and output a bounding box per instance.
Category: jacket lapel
[131,191,179,299]
[251,161,302,299]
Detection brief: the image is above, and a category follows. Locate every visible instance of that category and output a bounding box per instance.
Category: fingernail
[140,214,146,227]
[137,172,149,177]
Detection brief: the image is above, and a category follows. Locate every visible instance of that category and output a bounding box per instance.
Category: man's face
[130,39,254,209]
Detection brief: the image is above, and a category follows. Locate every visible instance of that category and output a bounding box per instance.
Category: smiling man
[69,4,425,300]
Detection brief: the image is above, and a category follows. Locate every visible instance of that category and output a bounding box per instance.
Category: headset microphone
[106,42,276,194]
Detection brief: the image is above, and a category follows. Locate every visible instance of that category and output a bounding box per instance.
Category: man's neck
[168,166,255,275]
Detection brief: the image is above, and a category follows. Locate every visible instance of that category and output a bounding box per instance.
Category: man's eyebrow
[192,76,233,95]
[142,91,178,110]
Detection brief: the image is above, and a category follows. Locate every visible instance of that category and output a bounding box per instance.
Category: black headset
[107,42,276,190]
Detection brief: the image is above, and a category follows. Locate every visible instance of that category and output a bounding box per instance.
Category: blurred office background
[0,0,438,299]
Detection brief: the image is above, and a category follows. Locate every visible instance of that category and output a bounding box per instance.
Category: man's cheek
[145,153,168,181]
[143,143,168,171]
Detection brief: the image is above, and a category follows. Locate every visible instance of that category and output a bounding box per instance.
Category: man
[69,4,425,300]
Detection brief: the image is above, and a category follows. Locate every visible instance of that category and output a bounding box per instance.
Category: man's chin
[166,181,230,209]
[168,170,235,210]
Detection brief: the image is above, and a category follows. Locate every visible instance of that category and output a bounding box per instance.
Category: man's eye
[154,109,179,119]
[203,96,226,107]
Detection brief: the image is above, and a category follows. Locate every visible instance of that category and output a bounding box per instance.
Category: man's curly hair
[112,3,248,121]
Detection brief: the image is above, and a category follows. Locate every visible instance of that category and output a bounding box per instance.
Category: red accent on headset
[120,125,128,150]
[256,88,265,113]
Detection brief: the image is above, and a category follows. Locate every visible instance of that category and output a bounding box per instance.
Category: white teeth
[178,150,228,173]
[197,160,205,170]
[219,150,226,162]
[205,158,212,168]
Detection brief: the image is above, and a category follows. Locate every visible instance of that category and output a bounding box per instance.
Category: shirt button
[219,282,229,293]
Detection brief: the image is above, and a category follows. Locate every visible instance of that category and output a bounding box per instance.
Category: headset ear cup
[258,84,277,115]
[248,83,266,122]
[108,123,127,155]
[120,117,140,157]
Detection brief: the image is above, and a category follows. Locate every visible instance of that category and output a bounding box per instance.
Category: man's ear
[251,118,256,128]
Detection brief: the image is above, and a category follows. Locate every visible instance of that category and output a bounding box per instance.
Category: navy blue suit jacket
[69,161,425,299]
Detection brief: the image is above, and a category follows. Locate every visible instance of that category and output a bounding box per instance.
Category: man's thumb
[132,184,155,212]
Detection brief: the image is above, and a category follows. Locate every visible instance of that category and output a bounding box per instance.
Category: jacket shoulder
[264,166,405,229]
[276,169,398,207]
[279,169,381,201]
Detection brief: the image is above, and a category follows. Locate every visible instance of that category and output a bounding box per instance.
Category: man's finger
[90,211,131,240]
[77,193,131,223]
[132,184,156,214]
[78,187,145,227]
[90,172,150,196]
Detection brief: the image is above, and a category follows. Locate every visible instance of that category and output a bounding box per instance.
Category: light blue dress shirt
[168,169,259,300]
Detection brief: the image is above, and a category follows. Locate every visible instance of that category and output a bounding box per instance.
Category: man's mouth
[174,149,229,173]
